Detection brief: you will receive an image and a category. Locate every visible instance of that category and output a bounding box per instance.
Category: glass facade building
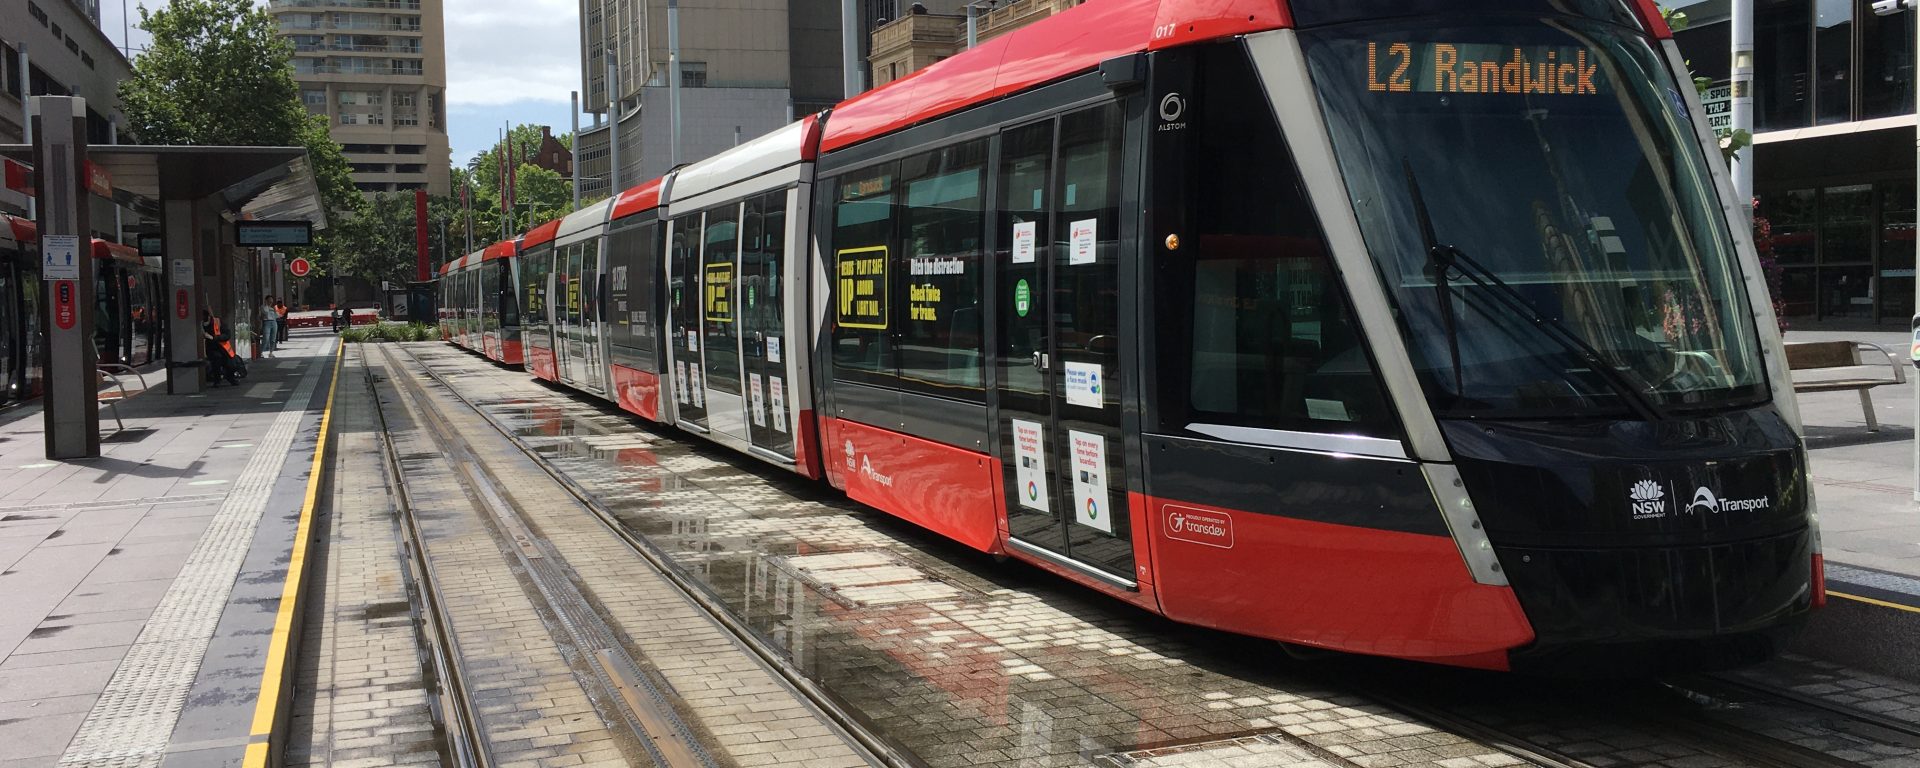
[1665,0,1917,324]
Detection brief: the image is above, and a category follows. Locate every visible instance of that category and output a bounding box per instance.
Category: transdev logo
[1164,504,1233,548]
[1086,498,1098,520]
[1027,481,1039,501]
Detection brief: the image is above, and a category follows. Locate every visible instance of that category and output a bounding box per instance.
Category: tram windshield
[1301,15,1769,418]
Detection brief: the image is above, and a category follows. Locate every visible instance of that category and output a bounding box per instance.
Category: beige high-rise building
[269,0,451,196]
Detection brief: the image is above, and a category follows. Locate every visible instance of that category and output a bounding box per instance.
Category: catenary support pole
[967,5,977,48]
[1730,0,1754,218]
[19,45,33,220]
[164,199,200,396]
[31,96,98,459]
[608,61,623,191]
[842,0,860,97]
[571,90,581,208]
[668,0,682,169]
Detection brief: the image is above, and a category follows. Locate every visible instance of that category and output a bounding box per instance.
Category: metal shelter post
[31,96,98,459]
[164,198,202,395]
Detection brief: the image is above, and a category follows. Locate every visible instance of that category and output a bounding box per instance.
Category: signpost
[288,257,312,277]
[235,220,313,247]
[32,95,97,459]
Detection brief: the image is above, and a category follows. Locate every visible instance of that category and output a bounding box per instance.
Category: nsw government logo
[1629,479,1667,520]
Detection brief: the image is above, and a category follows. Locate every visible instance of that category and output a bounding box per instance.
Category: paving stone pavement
[402,343,1527,768]
[286,352,439,767]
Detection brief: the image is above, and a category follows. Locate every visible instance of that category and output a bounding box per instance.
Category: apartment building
[269,0,451,195]
[0,0,134,235]
[575,0,847,196]
[867,0,1083,87]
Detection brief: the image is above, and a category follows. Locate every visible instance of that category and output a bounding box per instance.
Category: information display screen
[235,221,313,247]
[1365,42,1607,97]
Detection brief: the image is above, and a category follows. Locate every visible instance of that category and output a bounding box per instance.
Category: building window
[681,62,707,88]
[393,59,422,75]
[395,113,418,126]
[340,113,358,125]
[28,2,48,24]
[302,89,327,106]
[1860,0,1916,119]
[1814,0,1852,124]
[1757,0,1812,130]
[393,92,415,107]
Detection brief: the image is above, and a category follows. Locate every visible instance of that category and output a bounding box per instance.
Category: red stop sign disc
[289,257,311,277]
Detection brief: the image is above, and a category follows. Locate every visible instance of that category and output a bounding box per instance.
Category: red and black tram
[448,0,1818,672]
[1,213,42,405]
[439,238,524,365]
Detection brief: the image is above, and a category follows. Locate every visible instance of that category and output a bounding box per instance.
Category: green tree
[330,191,467,286]
[453,124,592,245]
[117,0,360,217]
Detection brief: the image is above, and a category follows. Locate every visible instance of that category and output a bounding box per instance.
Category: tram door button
[1033,351,1049,371]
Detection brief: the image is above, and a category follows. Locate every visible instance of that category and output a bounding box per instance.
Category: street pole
[668,0,682,168]
[608,61,622,192]
[1730,0,1754,219]
[571,90,581,209]
[18,45,33,220]
[967,4,976,48]
[841,0,860,97]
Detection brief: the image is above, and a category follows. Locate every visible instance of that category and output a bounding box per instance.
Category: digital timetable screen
[1366,42,1608,97]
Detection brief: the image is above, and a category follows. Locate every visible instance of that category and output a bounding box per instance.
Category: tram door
[996,105,1136,582]
[698,204,749,443]
[666,214,709,427]
[739,191,794,457]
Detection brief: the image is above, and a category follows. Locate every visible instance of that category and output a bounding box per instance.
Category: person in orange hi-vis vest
[202,309,240,386]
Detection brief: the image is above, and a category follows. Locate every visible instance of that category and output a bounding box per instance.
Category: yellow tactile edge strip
[242,343,344,768]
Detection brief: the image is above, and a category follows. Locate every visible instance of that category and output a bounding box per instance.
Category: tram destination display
[1366,42,1605,96]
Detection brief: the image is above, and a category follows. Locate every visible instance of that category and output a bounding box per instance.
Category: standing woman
[259,296,278,357]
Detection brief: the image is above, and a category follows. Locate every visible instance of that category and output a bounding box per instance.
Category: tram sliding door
[739,191,794,456]
[667,214,708,426]
[699,203,748,442]
[996,104,1136,581]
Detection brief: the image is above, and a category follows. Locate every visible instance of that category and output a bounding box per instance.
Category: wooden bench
[1785,341,1907,431]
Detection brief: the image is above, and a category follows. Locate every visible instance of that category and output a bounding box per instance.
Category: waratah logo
[1629,479,1668,519]
[1630,480,1663,502]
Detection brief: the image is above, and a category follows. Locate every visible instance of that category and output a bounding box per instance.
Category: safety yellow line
[1829,589,1920,615]
[241,342,344,767]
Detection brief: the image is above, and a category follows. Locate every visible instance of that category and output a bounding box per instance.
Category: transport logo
[1086,498,1099,521]
[1629,479,1667,520]
[1156,93,1188,132]
[1686,486,1771,515]
[1027,481,1039,501]
[1164,504,1233,549]
[844,439,856,471]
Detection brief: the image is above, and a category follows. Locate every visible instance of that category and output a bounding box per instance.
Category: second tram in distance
[441,0,1820,673]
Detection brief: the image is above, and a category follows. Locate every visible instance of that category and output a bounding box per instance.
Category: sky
[98,0,588,168]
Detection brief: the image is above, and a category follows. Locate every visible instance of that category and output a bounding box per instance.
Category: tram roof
[91,239,141,266]
[483,239,518,260]
[609,177,666,221]
[2,213,32,244]
[667,116,820,207]
[520,218,564,250]
[819,0,1287,153]
[555,197,614,247]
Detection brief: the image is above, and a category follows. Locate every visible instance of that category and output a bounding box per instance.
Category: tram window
[606,220,655,363]
[831,163,899,387]
[498,258,520,328]
[895,139,987,399]
[1157,43,1396,437]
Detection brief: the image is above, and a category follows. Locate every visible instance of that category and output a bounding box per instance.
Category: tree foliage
[117,0,360,217]
[329,191,465,288]
[453,124,588,244]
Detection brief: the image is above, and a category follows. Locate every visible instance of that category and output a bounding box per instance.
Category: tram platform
[0,331,340,767]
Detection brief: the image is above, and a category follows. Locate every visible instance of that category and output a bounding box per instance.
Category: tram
[459,0,1818,672]
[92,239,164,367]
[1,213,42,405]
[439,238,524,365]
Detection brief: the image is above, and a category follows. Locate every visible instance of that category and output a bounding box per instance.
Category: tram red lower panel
[822,417,1003,555]
[502,338,524,366]
[482,332,499,360]
[527,345,558,381]
[1142,494,1535,669]
[609,363,661,422]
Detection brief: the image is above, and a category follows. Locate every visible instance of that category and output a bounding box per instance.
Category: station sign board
[236,220,314,247]
[289,257,312,277]
[138,234,164,257]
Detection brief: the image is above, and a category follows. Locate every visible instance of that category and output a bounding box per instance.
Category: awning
[0,144,327,229]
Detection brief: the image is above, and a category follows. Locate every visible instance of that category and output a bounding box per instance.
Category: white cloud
[444,0,581,108]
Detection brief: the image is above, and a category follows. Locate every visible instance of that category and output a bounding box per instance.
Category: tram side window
[895,139,987,399]
[606,220,656,365]
[831,163,899,387]
[498,258,520,328]
[1160,44,1395,437]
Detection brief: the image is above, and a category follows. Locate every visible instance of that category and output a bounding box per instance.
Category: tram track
[389,342,1920,768]
[375,343,906,768]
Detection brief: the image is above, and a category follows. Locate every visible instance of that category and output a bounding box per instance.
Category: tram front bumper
[1497,526,1815,676]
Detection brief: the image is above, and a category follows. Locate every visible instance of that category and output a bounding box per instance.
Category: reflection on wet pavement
[410,346,1521,768]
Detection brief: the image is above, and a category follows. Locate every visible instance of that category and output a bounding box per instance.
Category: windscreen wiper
[1401,165,1666,422]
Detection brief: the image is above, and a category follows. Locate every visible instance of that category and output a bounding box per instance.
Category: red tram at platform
[442,0,1821,672]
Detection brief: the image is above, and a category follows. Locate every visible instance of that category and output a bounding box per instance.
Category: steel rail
[373,344,714,768]
[393,343,916,768]
[361,348,492,768]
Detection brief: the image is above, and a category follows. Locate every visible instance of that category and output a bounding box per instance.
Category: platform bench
[1785,341,1907,432]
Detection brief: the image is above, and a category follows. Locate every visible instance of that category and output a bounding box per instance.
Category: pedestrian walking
[260,296,278,357]
[203,309,240,387]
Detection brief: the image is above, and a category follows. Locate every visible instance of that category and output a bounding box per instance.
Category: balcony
[278,19,423,33]
[293,41,424,54]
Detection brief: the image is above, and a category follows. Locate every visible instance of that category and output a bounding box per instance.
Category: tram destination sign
[235,220,313,247]
[1367,42,1605,96]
